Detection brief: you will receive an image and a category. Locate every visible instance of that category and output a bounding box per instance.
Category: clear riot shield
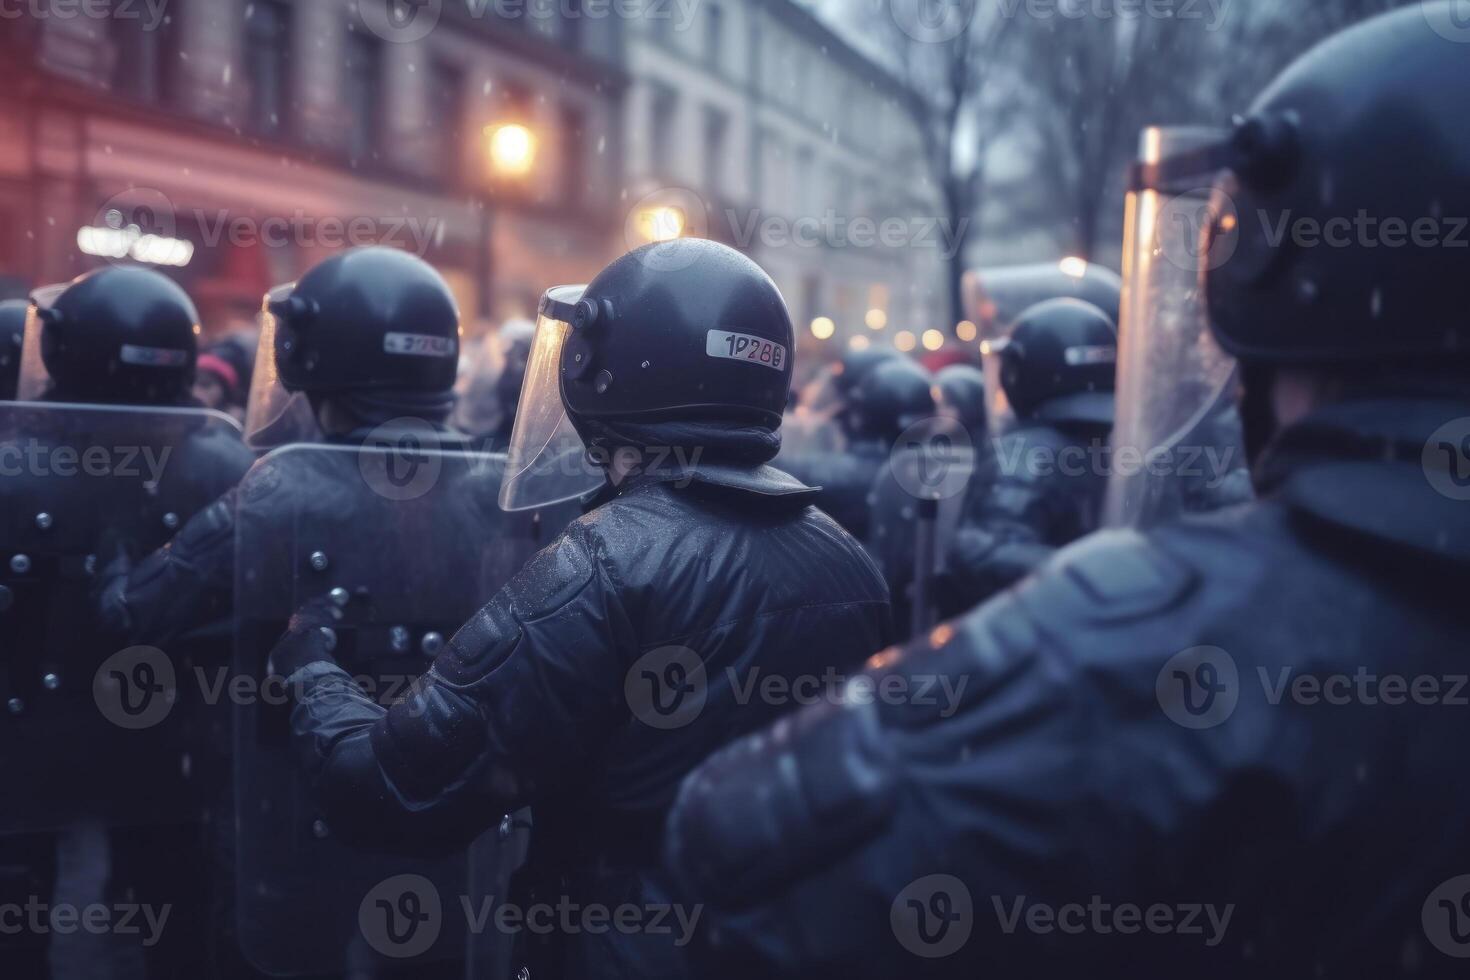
[0,399,250,833]
[866,417,978,638]
[1103,127,1250,529]
[231,435,580,976]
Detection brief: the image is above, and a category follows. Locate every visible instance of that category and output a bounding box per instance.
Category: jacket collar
[1257,396,1470,564]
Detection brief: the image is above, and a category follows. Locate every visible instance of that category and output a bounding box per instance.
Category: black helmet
[1000,299,1116,425]
[0,299,25,401]
[267,247,459,395]
[934,363,987,436]
[846,357,934,441]
[557,239,794,429]
[1205,3,1470,364]
[836,345,903,395]
[34,266,199,404]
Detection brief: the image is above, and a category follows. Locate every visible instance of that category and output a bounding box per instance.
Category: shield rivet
[389,626,411,654]
[34,513,52,531]
[42,673,61,692]
[421,632,445,656]
[6,698,22,715]
[311,819,330,839]
[309,551,329,572]
[9,554,31,575]
[162,512,180,530]
[328,587,350,607]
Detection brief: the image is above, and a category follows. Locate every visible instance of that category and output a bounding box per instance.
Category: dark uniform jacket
[663,396,1470,979]
[278,467,893,979]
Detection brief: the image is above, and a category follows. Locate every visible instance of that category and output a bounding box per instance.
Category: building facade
[0,0,628,340]
[619,0,947,381]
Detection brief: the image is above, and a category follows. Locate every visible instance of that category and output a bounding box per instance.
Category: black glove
[267,594,346,680]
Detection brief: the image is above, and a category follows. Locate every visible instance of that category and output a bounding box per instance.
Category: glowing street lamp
[486,123,536,179]
[477,121,538,317]
[636,206,687,244]
[810,316,836,340]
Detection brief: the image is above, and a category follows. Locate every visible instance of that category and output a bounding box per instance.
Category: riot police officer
[662,6,1470,977]
[96,246,464,646]
[0,298,25,401]
[866,363,993,636]
[940,298,1115,613]
[0,266,251,978]
[267,239,892,979]
[785,355,936,540]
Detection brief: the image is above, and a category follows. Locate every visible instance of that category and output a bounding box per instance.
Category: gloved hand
[267,594,345,680]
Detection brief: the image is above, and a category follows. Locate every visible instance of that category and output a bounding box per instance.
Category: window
[649,84,678,168]
[245,0,290,135]
[109,2,178,103]
[702,106,729,199]
[344,29,383,165]
[430,61,465,186]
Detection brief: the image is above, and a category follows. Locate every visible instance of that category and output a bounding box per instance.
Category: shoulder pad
[1020,528,1197,625]
[238,457,284,504]
[504,525,597,622]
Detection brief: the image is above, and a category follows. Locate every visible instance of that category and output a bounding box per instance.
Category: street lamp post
[478,121,537,319]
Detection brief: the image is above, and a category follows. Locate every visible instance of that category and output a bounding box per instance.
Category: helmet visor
[14,283,68,401]
[1104,127,1242,528]
[243,283,321,449]
[498,285,605,512]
